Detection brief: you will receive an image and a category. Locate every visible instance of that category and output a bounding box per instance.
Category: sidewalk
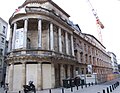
[1,78,120,93]
[37,78,120,93]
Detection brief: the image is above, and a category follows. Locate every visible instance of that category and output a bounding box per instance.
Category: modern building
[108,52,118,73]
[5,0,112,92]
[0,17,8,86]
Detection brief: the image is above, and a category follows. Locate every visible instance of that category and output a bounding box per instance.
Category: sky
[0,0,120,63]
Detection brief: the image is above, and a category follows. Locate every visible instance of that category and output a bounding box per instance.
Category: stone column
[50,23,54,50]
[23,19,28,49]
[65,31,69,54]
[5,65,9,84]
[71,35,75,56]
[67,65,71,78]
[8,28,12,52]
[58,27,62,53]
[51,63,55,88]
[60,64,64,86]
[9,63,14,91]
[47,26,50,50]
[12,23,17,50]
[37,63,42,90]
[38,19,42,48]
[73,65,76,77]
[82,53,85,64]
[22,63,26,88]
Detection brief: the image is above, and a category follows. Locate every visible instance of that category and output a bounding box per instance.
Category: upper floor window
[1,37,4,43]
[88,46,90,54]
[0,49,3,55]
[2,26,6,34]
[0,59,2,66]
[27,38,31,49]
[73,38,76,49]
[84,44,86,51]
[92,47,94,55]
[79,40,82,49]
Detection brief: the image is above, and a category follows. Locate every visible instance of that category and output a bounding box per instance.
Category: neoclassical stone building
[5,0,112,91]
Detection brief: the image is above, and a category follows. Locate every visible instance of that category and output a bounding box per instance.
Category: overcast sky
[1,0,120,63]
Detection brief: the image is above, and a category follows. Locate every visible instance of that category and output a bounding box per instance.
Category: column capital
[21,62,26,64]
[10,62,14,65]
[23,18,28,21]
[38,18,42,20]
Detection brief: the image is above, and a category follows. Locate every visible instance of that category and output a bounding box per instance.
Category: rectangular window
[1,37,4,43]
[3,26,6,33]
[0,49,3,55]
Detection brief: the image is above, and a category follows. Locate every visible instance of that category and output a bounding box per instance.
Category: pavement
[1,78,120,93]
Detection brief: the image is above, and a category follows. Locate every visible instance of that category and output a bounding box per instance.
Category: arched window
[27,38,31,49]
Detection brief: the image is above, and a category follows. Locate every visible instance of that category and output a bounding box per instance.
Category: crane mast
[87,0,104,43]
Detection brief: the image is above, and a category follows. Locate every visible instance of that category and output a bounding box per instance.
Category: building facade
[6,0,112,91]
[108,52,118,73]
[0,17,8,86]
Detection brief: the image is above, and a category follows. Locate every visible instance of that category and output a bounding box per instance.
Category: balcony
[7,48,76,61]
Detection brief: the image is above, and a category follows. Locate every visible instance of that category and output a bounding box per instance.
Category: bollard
[5,90,7,93]
[114,84,116,89]
[77,85,78,90]
[115,83,116,88]
[112,84,114,90]
[71,86,73,92]
[95,82,97,85]
[62,88,64,93]
[19,91,21,93]
[118,81,119,86]
[109,86,112,92]
[81,85,83,89]
[116,82,117,87]
[49,89,51,93]
[91,82,93,85]
[116,82,118,87]
[103,89,105,93]
[107,87,109,93]
[89,83,90,86]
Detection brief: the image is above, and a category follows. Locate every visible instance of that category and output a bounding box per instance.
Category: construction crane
[87,0,104,43]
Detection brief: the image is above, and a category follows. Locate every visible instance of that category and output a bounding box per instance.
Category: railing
[7,48,76,61]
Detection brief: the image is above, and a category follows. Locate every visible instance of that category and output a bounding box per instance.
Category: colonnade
[8,18,74,56]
